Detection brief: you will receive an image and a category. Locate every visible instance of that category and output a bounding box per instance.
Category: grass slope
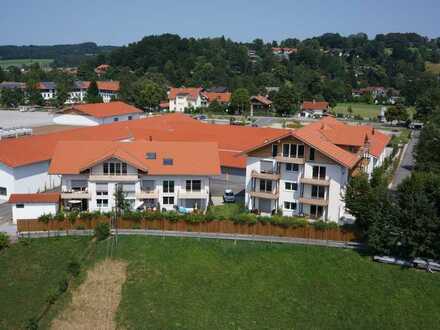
[0,237,90,329]
[107,236,440,330]
[0,58,53,69]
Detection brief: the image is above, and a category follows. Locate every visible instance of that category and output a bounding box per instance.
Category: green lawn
[0,58,53,69]
[105,236,440,329]
[333,103,382,119]
[0,237,90,329]
[426,61,440,75]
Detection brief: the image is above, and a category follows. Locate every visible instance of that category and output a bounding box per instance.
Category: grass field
[0,58,53,69]
[426,61,440,75]
[2,236,440,329]
[333,103,382,119]
[0,237,90,329]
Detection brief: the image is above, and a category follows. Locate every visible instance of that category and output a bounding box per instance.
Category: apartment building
[243,117,391,222]
[168,87,204,112]
[48,141,220,212]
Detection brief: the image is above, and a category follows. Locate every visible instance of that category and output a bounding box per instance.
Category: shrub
[53,212,65,222]
[0,232,10,250]
[67,211,78,224]
[67,260,80,277]
[94,222,110,241]
[163,211,179,222]
[122,211,143,222]
[75,225,85,230]
[312,220,338,230]
[38,213,53,224]
[25,318,39,330]
[132,224,141,230]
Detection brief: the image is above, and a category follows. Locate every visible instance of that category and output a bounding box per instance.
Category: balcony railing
[89,173,139,182]
[249,190,279,200]
[298,197,329,206]
[178,190,209,199]
[274,155,305,164]
[251,170,280,181]
[61,189,90,199]
[300,176,330,186]
[135,190,159,199]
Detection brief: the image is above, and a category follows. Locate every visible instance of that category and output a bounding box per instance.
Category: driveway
[390,131,419,190]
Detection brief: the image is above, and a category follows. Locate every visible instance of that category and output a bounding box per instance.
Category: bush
[38,213,53,224]
[312,220,339,230]
[122,211,143,222]
[0,232,10,250]
[53,212,65,222]
[67,260,81,277]
[94,222,110,241]
[67,211,78,224]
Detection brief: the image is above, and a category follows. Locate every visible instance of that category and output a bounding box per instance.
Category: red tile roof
[301,101,329,111]
[49,141,221,176]
[201,92,231,103]
[168,87,203,101]
[64,101,143,118]
[8,193,60,204]
[251,95,272,106]
[80,81,120,92]
[0,113,284,169]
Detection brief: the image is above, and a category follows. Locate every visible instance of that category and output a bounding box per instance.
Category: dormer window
[146,152,156,160]
[163,158,173,166]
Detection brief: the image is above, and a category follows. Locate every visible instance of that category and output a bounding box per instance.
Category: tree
[26,80,44,106]
[230,88,250,114]
[132,78,166,110]
[415,114,440,173]
[85,80,103,103]
[0,88,24,107]
[54,77,73,108]
[273,85,299,116]
[385,105,409,123]
[114,185,130,217]
[208,100,226,113]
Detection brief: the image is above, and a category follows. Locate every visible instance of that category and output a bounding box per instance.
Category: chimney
[149,135,152,141]
[372,128,375,135]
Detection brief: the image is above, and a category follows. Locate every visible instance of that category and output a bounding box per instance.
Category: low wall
[17,218,360,243]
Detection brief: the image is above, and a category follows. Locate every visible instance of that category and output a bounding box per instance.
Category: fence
[17,218,360,243]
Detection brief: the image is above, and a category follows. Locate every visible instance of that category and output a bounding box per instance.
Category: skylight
[146,152,156,160]
[163,158,173,165]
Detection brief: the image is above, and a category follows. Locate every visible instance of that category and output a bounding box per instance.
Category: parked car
[223,189,235,203]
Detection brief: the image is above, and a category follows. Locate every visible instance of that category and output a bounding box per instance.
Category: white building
[38,82,57,101]
[9,193,60,224]
[53,101,143,126]
[49,140,220,212]
[298,101,330,118]
[243,117,391,222]
[168,87,204,112]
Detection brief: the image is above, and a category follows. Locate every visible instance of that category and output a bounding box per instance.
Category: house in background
[95,64,110,76]
[48,141,220,212]
[168,87,204,112]
[0,81,27,91]
[201,91,231,107]
[38,82,57,101]
[250,95,273,113]
[53,101,143,126]
[299,100,330,118]
[272,47,298,60]
[9,193,60,224]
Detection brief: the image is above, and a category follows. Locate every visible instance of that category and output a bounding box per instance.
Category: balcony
[251,170,280,181]
[178,190,209,199]
[249,190,279,200]
[300,176,330,186]
[61,189,90,199]
[89,173,139,182]
[274,156,305,165]
[299,197,329,206]
[135,190,159,199]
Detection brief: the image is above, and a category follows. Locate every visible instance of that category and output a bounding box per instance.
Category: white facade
[0,161,61,203]
[53,113,141,126]
[60,159,211,213]
[41,88,118,104]
[11,202,58,224]
[298,109,325,118]
[169,94,203,112]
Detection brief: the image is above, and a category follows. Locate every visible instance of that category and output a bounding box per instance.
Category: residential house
[272,47,298,60]
[95,64,110,76]
[38,82,57,101]
[299,101,330,118]
[168,87,204,112]
[48,141,220,212]
[201,91,231,107]
[8,193,60,224]
[250,95,273,113]
[0,82,26,91]
[53,101,143,126]
[243,117,391,222]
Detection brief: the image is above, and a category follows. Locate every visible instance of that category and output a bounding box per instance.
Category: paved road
[390,131,419,190]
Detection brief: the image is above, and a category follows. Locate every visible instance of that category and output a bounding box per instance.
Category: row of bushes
[37,210,345,230]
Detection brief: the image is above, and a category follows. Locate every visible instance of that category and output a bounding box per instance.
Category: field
[333,102,382,119]
[2,236,440,329]
[0,58,53,69]
[426,61,440,75]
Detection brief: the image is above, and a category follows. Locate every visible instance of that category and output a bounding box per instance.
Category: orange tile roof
[8,193,60,204]
[301,101,329,111]
[169,87,203,100]
[49,141,221,176]
[65,101,143,118]
[0,113,284,169]
[251,95,272,106]
[81,81,120,92]
[202,92,231,103]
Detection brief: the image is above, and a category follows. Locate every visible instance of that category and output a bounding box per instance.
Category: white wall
[12,203,58,224]
[169,95,202,112]
[279,163,303,217]
[53,113,141,126]
[0,163,14,202]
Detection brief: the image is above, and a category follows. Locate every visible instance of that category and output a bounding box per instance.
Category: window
[96,183,108,196]
[284,182,298,191]
[163,158,173,165]
[259,179,273,193]
[272,144,278,157]
[113,117,119,122]
[146,152,156,160]
[163,180,175,193]
[142,180,155,192]
[310,205,324,218]
[286,163,299,172]
[163,196,175,205]
[284,202,297,210]
[0,187,7,196]
[311,185,326,199]
[309,147,315,161]
[282,144,305,158]
[312,166,326,180]
[103,161,128,175]
[128,116,132,120]
[16,204,24,208]
[186,180,202,192]
[97,199,109,208]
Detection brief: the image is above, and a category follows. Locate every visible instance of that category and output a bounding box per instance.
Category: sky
[1,0,439,46]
